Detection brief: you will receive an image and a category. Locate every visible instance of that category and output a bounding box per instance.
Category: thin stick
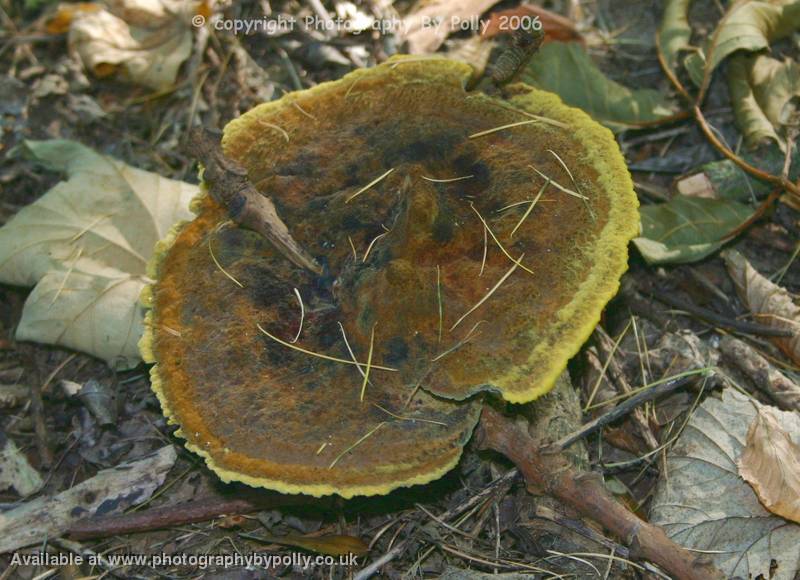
[450,257,523,331]
[290,288,304,343]
[256,323,397,371]
[346,168,395,203]
[584,321,631,410]
[360,325,376,402]
[436,265,443,344]
[528,165,588,200]
[552,374,700,451]
[469,119,539,139]
[470,203,534,275]
[510,179,548,238]
[420,175,474,183]
[652,290,793,337]
[477,406,725,580]
[329,422,386,469]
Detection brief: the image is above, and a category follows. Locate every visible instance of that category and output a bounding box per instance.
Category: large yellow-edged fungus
[140,56,639,498]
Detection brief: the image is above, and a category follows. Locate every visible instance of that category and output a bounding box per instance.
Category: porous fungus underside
[141,57,638,497]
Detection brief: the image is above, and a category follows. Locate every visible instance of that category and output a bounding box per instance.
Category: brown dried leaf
[258,534,369,557]
[481,5,582,43]
[738,405,800,524]
[723,249,800,364]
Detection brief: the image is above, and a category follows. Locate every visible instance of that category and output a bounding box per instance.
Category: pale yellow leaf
[68,0,194,90]
[400,0,503,54]
[738,405,800,524]
[0,140,196,368]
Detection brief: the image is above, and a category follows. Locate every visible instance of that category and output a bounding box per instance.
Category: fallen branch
[186,127,322,275]
[68,491,303,540]
[651,289,794,338]
[476,405,725,580]
[550,374,702,451]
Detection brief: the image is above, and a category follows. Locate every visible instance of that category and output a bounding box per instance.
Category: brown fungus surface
[141,57,639,497]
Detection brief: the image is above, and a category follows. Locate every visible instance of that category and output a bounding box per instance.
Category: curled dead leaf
[738,405,800,524]
[67,0,196,90]
[723,249,800,365]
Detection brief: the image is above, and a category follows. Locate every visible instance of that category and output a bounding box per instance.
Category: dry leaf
[650,389,800,579]
[400,0,503,54]
[0,140,196,368]
[738,405,800,524]
[0,432,43,497]
[67,0,195,90]
[723,249,800,364]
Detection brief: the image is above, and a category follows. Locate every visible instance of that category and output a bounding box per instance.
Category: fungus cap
[141,57,638,497]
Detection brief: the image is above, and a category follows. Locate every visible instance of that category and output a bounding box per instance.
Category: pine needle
[436,265,444,344]
[528,165,588,201]
[363,226,390,262]
[291,100,316,121]
[388,56,445,68]
[338,321,367,379]
[479,224,487,277]
[546,149,596,221]
[256,323,397,371]
[257,119,290,142]
[290,288,304,343]
[469,119,539,139]
[464,96,570,129]
[345,78,361,98]
[360,324,376,402]
[432,320,485,361]
[470,203,534,275]
[346,168,395,203]
[420,174,474,183]
[208,236,244,288]
[373,403,448,426]
[450,256,523,331]
[347,236,358,261]
[510,178,549,238]
[316,442,329,455]
[329,422,386,469]
[162,325,182,337]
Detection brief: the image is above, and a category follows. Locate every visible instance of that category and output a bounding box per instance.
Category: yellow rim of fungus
[139,56,638,496]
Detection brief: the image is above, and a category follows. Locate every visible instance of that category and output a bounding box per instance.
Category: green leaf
[633,195,755,264]
[729,53,800,151]
[519,41,679,132]
[0,140,197,368]
[699,0,800,85]
[658,0,693,71]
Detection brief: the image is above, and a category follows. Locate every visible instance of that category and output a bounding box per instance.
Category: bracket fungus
[140,57,639,498]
